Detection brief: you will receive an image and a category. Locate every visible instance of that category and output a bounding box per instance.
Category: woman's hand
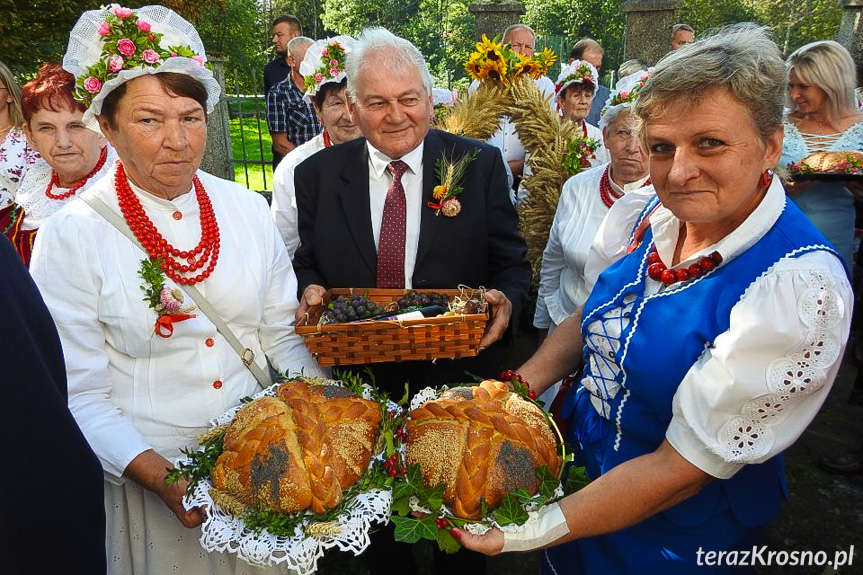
[452,527,505,555]
[123,449,204,528]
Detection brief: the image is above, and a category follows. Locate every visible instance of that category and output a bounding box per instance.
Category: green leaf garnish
[492,492,530,526]
[392,515,438,544]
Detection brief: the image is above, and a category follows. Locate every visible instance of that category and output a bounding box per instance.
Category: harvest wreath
[442,37,593,283]
[166,373,405,572]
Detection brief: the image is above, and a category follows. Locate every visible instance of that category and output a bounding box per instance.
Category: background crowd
[1,3,862,575]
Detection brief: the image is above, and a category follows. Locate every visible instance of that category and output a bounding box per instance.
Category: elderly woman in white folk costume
[29,5,323,574]
[271,36,360,257]
[533,70,652,406]
[554,60,610,166]
[0,63,116,266]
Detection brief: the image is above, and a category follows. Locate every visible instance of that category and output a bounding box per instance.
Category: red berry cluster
[498,370,537,400]
[435,517,450,529]
[383,453,407,477]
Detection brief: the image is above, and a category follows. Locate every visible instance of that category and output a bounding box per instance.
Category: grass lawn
[228,98,274,192]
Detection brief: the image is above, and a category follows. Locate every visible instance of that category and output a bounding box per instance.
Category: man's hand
[271,132,296,156]
[451,527,505,555]
[478,289,512,351]
[296,284,326,321]
[123,449,204,529]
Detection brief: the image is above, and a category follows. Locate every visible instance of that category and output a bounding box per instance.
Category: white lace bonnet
[299,36,356,103]
[554,59,599,97]
[599,69,652,130]
[62,4,221,131]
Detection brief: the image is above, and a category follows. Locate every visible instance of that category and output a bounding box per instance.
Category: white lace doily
[178,379,395,572]
[406,385,565,534]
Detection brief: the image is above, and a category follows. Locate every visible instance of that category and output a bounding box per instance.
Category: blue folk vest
[563,197,842,528]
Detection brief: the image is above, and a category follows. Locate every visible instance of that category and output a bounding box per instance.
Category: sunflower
[532,48,556,77]
[483,57,508,84]
[464,56,487,81]
[476,34,504,62]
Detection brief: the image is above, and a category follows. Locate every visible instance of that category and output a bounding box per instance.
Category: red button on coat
[212,380,223,389]
[173,211,183,220]
[205,338,215,347]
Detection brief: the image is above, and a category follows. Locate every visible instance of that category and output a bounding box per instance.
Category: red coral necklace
[45,146,108,200]
[599,166,651,209]
[322,129,332,148]
[646,244,723,285]
[115,163,220,286]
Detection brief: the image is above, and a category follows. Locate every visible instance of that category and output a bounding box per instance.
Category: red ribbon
[155,313,196,338]
[427,201,444,210]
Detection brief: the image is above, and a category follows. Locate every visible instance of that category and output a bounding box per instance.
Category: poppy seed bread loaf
[405,380,561,520]
[211,380,382,514]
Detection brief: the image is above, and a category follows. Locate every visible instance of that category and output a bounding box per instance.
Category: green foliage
[165,429,226,492]
[523,0,625,81]
[678,0,842,56]
[492,492,530,526]
[138,256,166,309]
[563,465,590,496]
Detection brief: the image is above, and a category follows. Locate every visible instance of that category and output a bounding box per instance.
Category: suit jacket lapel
[337,141,377,277]
[415,131,446,269]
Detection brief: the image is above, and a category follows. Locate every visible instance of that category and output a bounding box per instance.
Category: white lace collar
[15,145,117,231]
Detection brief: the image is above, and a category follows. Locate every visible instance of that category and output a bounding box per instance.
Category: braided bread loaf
[211,380,382,514]
[406,380,561,520]
[801,150,863,171]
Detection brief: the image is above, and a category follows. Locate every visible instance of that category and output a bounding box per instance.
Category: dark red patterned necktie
[376,160,409,288]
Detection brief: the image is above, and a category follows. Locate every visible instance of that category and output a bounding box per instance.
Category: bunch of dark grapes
[322,294,385,324]
[396,290,449,311]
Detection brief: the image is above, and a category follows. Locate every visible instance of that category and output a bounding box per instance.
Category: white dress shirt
[367,141,424,288]
[271,133,325,257]
[582,177,852,478]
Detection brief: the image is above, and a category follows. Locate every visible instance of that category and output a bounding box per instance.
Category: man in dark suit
[293,29,530,573]
[0,237,106,574]
[293,27,531,394]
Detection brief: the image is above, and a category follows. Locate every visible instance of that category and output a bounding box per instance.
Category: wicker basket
[295,288,488,366]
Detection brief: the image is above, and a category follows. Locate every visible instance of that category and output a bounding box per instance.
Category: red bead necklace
[114,163,220,286]
[646,244,723,285]
[45,146,108,200]
[599,166,652,209]
[322,129,332,148]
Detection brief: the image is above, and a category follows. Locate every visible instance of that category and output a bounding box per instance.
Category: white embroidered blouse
[584,177,852,478]
[30,163,325,480]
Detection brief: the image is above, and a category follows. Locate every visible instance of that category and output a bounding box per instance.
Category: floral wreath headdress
[599,69,652,130]
[554,60,599,97]
[62,4,221,131]
[300,36,356,104]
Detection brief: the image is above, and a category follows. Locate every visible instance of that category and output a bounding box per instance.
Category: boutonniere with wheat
[427,148,479,217]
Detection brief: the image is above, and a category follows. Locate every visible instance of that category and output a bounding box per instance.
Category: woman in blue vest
[454,24,853,573]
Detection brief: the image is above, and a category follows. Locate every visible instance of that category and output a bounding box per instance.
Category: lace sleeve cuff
[666,417,743,479]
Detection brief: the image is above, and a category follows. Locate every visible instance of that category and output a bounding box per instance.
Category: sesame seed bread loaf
[211,380,382,514]
[406,379,561,520]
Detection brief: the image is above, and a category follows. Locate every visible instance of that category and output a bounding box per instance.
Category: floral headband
[299,36,356,102]
[599,69,651,129]
[63,4,221,130]
[554,60,599,95]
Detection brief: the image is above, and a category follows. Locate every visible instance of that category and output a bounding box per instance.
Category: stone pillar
[201,55,235,181]
[468,1,525,42]
[622,0,682,66]
[838,0,863,74]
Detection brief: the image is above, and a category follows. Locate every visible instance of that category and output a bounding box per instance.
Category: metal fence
[227,77,274,193]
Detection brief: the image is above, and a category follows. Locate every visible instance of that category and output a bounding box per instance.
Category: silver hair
[634,23,785,143]
[600,105,633,132]
[787,40,858,121]
[671,23,694,35]
[617,59,648,78]
[502,24,536,43]
[345,27,433,101]
[287,36,313,60]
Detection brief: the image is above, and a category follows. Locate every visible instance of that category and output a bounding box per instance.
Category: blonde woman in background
[0,61,39,208]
